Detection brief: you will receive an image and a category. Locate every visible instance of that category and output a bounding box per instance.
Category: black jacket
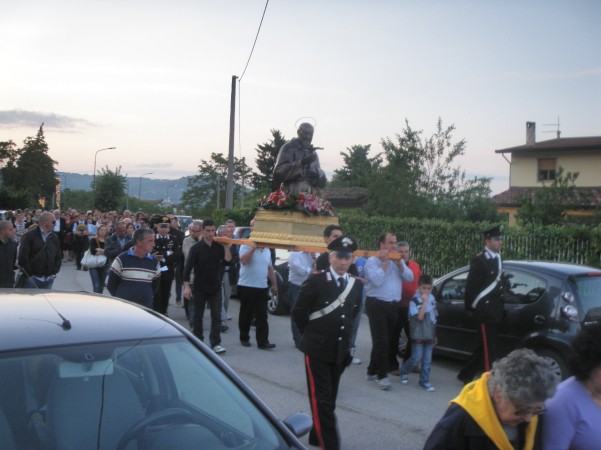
[292,271,362,365]
[423,403,542,450]
[464,251,504,324]
[18,227,62,278]
[0,238,17,287]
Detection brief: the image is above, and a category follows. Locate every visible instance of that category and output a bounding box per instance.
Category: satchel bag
[81,249,107,268]
[409,311,435,342]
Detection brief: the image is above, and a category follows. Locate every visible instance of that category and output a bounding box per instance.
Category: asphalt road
[55,261,466,450]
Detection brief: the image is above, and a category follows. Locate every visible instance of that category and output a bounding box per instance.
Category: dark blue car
[433,261,601,380]
[0,291,310,450]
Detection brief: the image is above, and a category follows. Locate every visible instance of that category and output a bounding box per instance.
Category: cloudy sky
[1,0,599,194]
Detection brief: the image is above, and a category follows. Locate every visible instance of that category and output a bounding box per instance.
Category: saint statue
[272,123,326,194]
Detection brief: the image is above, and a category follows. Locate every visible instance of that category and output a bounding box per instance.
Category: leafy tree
[2,125,58,206]
[94,166,127,211]
[516,168,588,226]
[329,144,382,188]
[181,152,251,218]
[367,118,497,222]
[60,189,93,211]
[252,129,286,191]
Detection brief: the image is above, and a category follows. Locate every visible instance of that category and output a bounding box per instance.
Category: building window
[538,158,556,181]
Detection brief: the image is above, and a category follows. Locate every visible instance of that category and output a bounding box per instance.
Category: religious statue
[272,122,326,194]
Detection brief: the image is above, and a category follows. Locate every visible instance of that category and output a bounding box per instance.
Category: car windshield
[573,274,601,323]
[0,337,289,450]
[176,216,193,230]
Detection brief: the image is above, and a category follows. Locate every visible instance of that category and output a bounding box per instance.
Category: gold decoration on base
[251,209,339,247]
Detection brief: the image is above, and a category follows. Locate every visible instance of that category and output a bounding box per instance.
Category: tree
[181,152,252,218]
[367,118,497,221]
[252,129,286,191]
[94,166,127,211]
[516,168,587,226]
[329,144,382,188]
[2,125,58,207]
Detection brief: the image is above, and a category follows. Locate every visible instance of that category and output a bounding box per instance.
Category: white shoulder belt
[309,277,356,321]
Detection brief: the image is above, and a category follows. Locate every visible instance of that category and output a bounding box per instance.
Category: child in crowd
[400,274,437,392]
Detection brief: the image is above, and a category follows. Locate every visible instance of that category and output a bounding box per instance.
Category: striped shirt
[107,248,161,308]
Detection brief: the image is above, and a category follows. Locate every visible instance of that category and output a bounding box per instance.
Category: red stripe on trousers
[481,323,490,372]
[305,355,325,450]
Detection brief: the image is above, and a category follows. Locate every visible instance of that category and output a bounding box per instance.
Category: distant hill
[58,172,191,204]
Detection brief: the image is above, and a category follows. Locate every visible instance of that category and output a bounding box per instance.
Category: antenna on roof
[542,116,561,139]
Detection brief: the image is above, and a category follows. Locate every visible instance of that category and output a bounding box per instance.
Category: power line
[239,0,270,82]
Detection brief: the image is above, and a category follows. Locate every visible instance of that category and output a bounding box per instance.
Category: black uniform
[153,231,181,315]
[292,270,362,450]
[457,249,504,383]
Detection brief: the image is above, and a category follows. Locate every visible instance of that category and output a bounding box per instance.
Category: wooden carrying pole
[213,236,402,260]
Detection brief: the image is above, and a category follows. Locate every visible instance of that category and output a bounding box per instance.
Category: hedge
[211,208,601,277]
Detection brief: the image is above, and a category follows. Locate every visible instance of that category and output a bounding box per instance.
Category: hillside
[58,172,191,204]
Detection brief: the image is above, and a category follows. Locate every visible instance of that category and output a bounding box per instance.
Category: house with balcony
[492,122,601,225]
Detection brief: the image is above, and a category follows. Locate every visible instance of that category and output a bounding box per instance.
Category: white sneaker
[400,374,409,384]
[213,345,226,354]
[377,377,392,390]
[352,357,362,365]
[421,383,436,392]
[366,374,377,382]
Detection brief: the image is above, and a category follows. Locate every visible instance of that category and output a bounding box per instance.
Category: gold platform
[251,209,339,247]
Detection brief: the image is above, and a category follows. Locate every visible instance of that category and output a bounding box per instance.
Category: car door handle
[533,315,545,324]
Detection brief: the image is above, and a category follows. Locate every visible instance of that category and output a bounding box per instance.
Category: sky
[1,0,599,195]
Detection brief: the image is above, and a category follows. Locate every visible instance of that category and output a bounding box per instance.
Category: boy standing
[400,274,437,392]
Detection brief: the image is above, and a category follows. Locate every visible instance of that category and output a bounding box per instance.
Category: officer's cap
[483,224,504,240]
[327,235,357,258]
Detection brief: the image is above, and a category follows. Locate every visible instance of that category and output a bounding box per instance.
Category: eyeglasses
[513,405,546,417]
[189,228,201,233]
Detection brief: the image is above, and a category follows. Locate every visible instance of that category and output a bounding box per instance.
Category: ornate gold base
[251,209,339,247]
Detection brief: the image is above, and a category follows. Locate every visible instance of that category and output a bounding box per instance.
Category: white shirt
[238,245,272,288]
[288,251,314,286]
[365,257,413,302]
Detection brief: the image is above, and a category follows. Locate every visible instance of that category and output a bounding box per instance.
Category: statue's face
[298,124,314,147]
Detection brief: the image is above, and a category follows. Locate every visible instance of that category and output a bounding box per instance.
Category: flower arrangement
[258,189,335,216]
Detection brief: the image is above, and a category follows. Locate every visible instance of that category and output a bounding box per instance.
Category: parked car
[0,291,311,449]
[174,214,193,232]
[269,258,291,315]
[234,226,251,239]
[433,261,601,380]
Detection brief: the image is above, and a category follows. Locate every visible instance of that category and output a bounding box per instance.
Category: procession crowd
[0,207,599,450]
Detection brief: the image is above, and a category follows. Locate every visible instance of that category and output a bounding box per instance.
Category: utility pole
[225,75,237,209]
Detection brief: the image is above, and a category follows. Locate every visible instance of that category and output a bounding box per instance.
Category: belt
[366,296,399,303]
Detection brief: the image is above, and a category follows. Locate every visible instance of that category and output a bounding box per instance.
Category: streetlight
[138,172,153,200]
[166,185,176,205]
[92,146,116,209]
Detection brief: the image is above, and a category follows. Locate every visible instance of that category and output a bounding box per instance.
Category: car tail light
[562,305,579,321]
[561,292,575,303]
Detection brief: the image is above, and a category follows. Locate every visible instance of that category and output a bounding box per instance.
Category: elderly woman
[424,349,558,450]
[543,323,601,449]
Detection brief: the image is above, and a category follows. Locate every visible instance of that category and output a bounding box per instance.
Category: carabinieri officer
[457,224,505,385]
[292,235,363,450]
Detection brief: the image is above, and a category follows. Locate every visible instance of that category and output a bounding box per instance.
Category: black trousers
[304,354,345,450]
[192,288,223,347]
[237,285,269,345]
[365,297,399,379]
[457,322,498,383]
[153,269,174,315]
[388,304,412,370]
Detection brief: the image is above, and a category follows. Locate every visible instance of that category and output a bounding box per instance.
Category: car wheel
[268,272,288,316]
[535,348,568,380]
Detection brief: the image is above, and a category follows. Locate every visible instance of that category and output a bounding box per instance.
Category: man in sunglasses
[17,211,62,288]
